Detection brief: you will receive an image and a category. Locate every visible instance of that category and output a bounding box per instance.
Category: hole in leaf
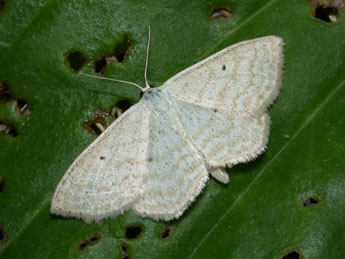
[160,226,175,240]
[314,5,339,22]
[0,81,32,116]
[66,50,88,72]
[302,196,320,207]
[0,226,8,243]
[88,235,100,244]
[211,7,234,20]
[281,250,302,259]
[84,109,109,136]
[0,179,5,192]
[313,0,344,23]
[110,100,132,118]
[86,119,106,136]
[92,35,132,74]
[0,120,18,137]
[114,35,132,63]
[16,99,32,116]
[117,100,132,112]
[0,80,15,104]
[222,65,226,70]
[94,54,108,74]
[125,226,143,239]
[0,0,5,14]
[77,233,101,251]
[121,244,130,259]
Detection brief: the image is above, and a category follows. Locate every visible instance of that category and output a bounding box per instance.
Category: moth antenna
[144,25,151,89]
[79,26,152,93]
[79,73,145,92]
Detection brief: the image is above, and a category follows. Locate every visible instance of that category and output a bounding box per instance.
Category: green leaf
[1,0,344,258]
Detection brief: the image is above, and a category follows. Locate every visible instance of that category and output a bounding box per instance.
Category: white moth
[51,27,284,222]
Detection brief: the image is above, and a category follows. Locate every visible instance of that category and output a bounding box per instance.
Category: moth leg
[209,167,229,184]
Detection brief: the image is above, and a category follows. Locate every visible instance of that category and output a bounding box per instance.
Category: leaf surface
[0,0,344,258]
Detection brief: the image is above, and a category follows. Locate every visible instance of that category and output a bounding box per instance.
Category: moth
[51,28,284,222]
